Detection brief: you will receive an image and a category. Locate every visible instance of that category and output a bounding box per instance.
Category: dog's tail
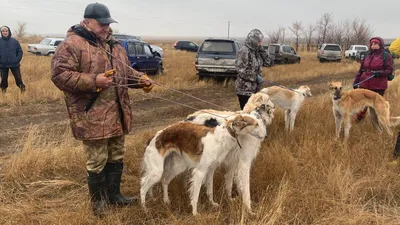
[390,116,400,127]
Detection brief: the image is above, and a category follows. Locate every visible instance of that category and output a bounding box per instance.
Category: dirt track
[0,70,371,156]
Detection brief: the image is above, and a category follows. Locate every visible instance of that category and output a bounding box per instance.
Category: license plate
[208,68,225,72]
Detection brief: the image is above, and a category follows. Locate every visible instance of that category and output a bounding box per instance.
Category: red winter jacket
[354,37,393,90]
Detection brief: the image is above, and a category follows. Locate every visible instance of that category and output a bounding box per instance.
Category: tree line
[266,13,374,52]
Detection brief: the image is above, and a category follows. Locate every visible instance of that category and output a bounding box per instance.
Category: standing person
[51,2,154,216]
[0,25,25,93]
[389,37,400,161]
[353,37,393,122]
[235,29,268,110]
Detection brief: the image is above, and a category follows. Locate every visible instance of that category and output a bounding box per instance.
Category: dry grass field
[1,40,400,225]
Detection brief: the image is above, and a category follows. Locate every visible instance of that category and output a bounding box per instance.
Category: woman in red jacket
[353,37,393,122]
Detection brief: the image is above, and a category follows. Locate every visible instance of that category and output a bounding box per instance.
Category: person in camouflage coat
[235,29,270,110]
[51,2,154,216]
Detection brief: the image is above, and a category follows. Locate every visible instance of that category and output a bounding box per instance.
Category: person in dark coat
[353,37,393,122]
[0,25,25,93]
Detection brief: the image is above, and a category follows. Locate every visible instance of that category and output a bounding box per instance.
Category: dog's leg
[333,108,343,140]
[284,109,291,131]
[238,160,255,215]
[224,163,235,201]
[343,114,352,141]
[162,155,187,205]
[289,111,297,132]
[369,107,383,133]
[140,148,164,210]
[190,167,207,215]
[205,165,219,207]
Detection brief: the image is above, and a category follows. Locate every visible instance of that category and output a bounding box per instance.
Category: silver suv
[28,38,64,56]
[317,43,342,62]
[195,39,243,79]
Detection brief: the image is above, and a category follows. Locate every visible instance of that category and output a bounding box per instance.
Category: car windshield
[40,39,52,45]
[324,45,341,51]
[355,46,368,51]
[199,41,235,53]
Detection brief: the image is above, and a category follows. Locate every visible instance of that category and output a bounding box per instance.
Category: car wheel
[47,52,55,56]
[156,65,163,75]
[319,58,324,63]
[297,58,301,64]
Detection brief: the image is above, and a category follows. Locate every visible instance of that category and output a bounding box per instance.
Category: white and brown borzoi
[329,81,393,140]
[260,85,312,131]
[140,114,262,215]
[183,93,275,214]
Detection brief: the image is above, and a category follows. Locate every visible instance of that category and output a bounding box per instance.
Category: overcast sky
[1,0,399,39]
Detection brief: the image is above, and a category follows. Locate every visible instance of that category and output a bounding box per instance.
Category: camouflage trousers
[83,135,125,174]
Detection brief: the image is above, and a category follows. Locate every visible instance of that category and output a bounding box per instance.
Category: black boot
[104,162,137,206]
[393,133,400,160]
[87,170,108,216]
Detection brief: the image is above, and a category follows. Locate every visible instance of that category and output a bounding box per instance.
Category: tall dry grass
[1,41,400,224]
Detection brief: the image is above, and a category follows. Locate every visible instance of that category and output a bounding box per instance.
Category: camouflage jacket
[235,29,266,96]
[51,23,145,140]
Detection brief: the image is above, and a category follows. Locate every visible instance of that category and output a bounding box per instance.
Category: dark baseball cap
[84,2,117,25]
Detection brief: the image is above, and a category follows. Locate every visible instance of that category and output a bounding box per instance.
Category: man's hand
[96,73,113,90]
[140,74,154,93]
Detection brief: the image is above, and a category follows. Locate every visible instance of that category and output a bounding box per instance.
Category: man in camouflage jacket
[51,2,154,216]
[235,29,270,109]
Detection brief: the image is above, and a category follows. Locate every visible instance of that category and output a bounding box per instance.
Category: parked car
[174,40,199,52]
[195,38,242,79]
[27,38,64,56]
[344,45,368,58]
[317,43,342,62]
[268,44,301,64]
[116,38,163,75]
[355,49,369,62]
[112,34,163,59]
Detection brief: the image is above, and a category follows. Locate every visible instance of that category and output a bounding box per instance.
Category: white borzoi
[260,85,312,131]
[140,114,262,215]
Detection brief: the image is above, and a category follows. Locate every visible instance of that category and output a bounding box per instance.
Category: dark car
[174,40,199,52]
[116,39,163,75]
[195,39,243,79]
[268,44,301,64]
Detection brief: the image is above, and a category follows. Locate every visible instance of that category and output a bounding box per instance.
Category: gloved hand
[353,79,359,89]
[372,71,382,77]
[256,75,265,84]
[139,74,154,93]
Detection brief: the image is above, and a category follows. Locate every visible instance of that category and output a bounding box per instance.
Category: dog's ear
[329,83,334,90]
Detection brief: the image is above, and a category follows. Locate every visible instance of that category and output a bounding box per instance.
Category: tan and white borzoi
[260,85,312,131]
[140,114,262,215]
[183,92,275,214]
[329,81,393,140]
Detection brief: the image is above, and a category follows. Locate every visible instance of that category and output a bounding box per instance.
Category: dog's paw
[163,198,171,205]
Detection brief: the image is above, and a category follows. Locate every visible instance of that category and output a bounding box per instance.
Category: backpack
[383,50,395,81]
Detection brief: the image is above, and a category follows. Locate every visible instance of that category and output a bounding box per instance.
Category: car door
[144,44,158,74]
[189,42,198,52]
[290,47,297,63]
[134,43,148,72]
[126,42,138,69]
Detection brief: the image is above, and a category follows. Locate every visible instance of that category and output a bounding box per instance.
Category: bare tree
[352,18,373,45]
[267,26,286,44]
[342,19,353,50]
[332,21,345,46]
[316,13,333,46]
[14,21,28,38]
[289,21,303,51]
[304,24,316,51]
